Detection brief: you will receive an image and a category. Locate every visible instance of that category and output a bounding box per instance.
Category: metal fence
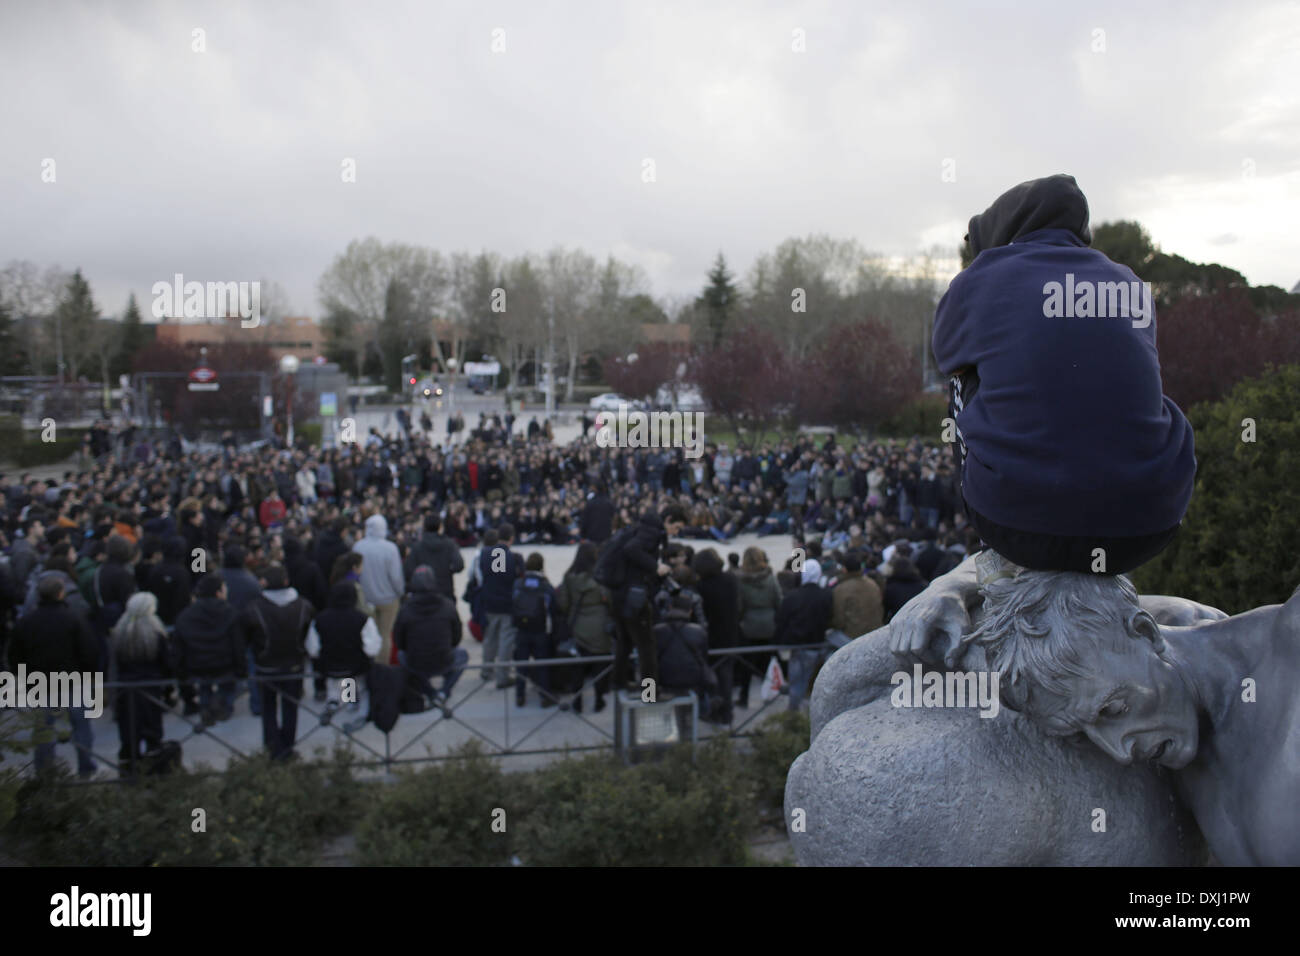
[8,642,831,782]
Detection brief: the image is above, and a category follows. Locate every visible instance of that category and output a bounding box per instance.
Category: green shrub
[742,710,810,819]
[353,742,520,866]
[1132,364,1300,613]
[6,748,362,866]
[296,422,323,447]
[513,740,752,866]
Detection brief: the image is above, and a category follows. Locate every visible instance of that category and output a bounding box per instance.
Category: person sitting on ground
[393,565,467,706]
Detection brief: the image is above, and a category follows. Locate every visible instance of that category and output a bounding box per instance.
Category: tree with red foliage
[690,326,793,435]
[792,319,920,434]
[1157,288,1300,409]
[602,341,685,404]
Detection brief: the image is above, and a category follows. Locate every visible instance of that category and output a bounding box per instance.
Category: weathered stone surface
[785,626,1207,866]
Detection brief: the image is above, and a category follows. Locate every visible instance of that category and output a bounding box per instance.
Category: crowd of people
[0,406,982,775]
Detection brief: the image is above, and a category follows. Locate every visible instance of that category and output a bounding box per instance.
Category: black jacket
[284,539,328,610]
[314,529,350,583]
[9,598,99,673]
[146,561,193,627]
[653,611,714,693]
[776,583,833,645]
[884,564,929,622]
[620,512,666,595]
[579,495,615,544]
[694,551,740,649]
[392,574,461,677]
[173,596,243,677]
[242,588,314,672]
[403,532,464,597]
[313,583,372,676]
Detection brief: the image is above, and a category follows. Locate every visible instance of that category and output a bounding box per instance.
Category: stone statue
[786,551,1298,866]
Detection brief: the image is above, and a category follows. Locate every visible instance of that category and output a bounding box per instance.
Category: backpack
[592,526,636,589]
[511,576,549,630]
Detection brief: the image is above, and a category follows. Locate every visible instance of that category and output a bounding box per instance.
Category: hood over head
[966,173,1091,257]
[365,514,388,539]
[409,565,440,597]
[801,559,823,587]
[328,580,360,609]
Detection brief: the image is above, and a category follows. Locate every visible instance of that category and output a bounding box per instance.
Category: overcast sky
[3,0,1297,319]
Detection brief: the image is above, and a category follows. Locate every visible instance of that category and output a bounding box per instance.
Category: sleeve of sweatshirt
[450,545,465,575]
[361,617,382,658]
[306,622,321,658]
[931,272,976,375]
[387,546,406,600]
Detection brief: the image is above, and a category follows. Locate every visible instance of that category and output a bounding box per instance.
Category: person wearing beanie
[934,173,1194,574]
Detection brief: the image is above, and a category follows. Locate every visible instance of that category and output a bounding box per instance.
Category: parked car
[589,392,639,411]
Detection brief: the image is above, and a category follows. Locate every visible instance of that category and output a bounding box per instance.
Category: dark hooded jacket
[653,606,713,694]
[619,511,667,597]
[146,539,193,626]
[393,566,462,677]
[284,536,328,610]
[693,549,739,650]
[403,531,464,598]
[934,173,1195,539]
[173,596,243,677]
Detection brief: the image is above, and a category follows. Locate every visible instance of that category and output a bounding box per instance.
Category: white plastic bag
[760,655,786,702]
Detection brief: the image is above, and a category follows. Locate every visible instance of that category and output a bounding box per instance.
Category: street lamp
[280,353,300,447]
[446,356,457,408]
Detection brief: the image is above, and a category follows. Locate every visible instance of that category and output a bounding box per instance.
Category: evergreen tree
[696,253,739,349]
[113,292,150,378]
[53,269,98,381]
[0,302,26,375]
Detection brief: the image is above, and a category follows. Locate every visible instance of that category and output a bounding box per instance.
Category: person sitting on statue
[933,173,1195,574]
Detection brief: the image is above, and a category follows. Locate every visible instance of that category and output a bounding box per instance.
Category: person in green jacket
[735,545,782,709]
[555,541,612,713]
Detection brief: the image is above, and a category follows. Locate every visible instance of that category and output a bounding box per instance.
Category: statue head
[964,556,1198,769]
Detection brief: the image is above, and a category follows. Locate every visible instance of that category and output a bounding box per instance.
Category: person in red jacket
[258,489,287,530]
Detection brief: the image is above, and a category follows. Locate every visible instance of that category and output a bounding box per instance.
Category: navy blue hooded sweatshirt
[932,174,1195,538]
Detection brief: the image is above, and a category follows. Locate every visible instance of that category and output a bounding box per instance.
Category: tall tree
[113,292,150,378]
[696,253,739,349]
[1091,220,1157,274]
[0,302,26,376]
[54,269,98,381]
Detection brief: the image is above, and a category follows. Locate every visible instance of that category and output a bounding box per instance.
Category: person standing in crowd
[776,559,833,712]
[241,564,314,762]
[735,546,781,710]
[828,552,883,646]
[172,574,243,726]
[691,547,738,724]
[555,542,612,714]
[579,484,615,544]
[403,514,464,598]
[109,591,170,777]
[652,591,714,701]
[351,514,406,664]
[610,506,687,694]
[511,552,558,708]
[479,522,523,689]
[9,575,99,778]
[882,553,928,623]
[394,565,467,705]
